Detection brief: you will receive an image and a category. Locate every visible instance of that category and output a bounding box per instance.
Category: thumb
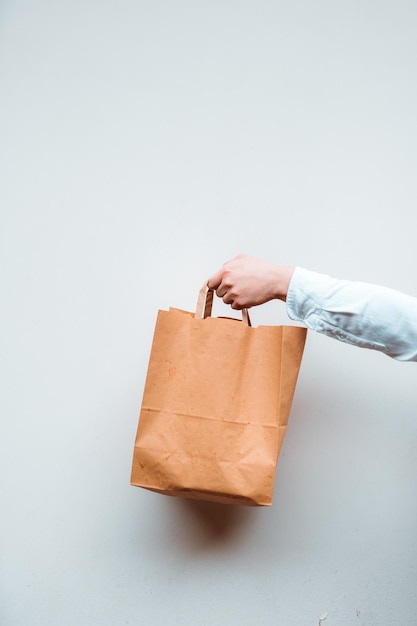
[207,267,224,290]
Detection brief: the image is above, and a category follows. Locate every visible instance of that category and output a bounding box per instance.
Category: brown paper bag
[130,284,307,506]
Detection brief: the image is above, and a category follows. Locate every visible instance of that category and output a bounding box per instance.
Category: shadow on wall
[169,497,259,551]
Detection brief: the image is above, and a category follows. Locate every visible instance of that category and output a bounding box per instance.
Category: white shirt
[286,267,417,362]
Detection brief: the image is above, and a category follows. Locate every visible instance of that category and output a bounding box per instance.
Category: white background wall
[1,1,417,625]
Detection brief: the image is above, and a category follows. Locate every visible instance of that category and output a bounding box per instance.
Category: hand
[207,254,294,309]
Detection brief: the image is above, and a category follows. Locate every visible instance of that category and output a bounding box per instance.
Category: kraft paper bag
[130,284,307,506]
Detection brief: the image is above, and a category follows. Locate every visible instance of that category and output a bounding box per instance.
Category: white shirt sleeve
[286,267,417,362]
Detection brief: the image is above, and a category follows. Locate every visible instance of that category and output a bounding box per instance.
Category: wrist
[272,265,295,302]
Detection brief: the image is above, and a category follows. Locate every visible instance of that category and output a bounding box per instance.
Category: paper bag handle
[196,283,251,327]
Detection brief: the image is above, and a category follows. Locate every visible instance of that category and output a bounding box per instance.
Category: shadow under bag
[131,284,307,506]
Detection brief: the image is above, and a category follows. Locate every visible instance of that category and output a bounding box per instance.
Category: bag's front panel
[131,408,279,506]
[142,310,284,426]
[131,307,307,506]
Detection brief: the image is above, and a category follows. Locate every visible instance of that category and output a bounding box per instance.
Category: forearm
[286,267,417,362]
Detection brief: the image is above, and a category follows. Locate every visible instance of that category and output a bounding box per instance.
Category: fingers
[207,256,243,307]
[207,255,238,289]
[207,266,226,290]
